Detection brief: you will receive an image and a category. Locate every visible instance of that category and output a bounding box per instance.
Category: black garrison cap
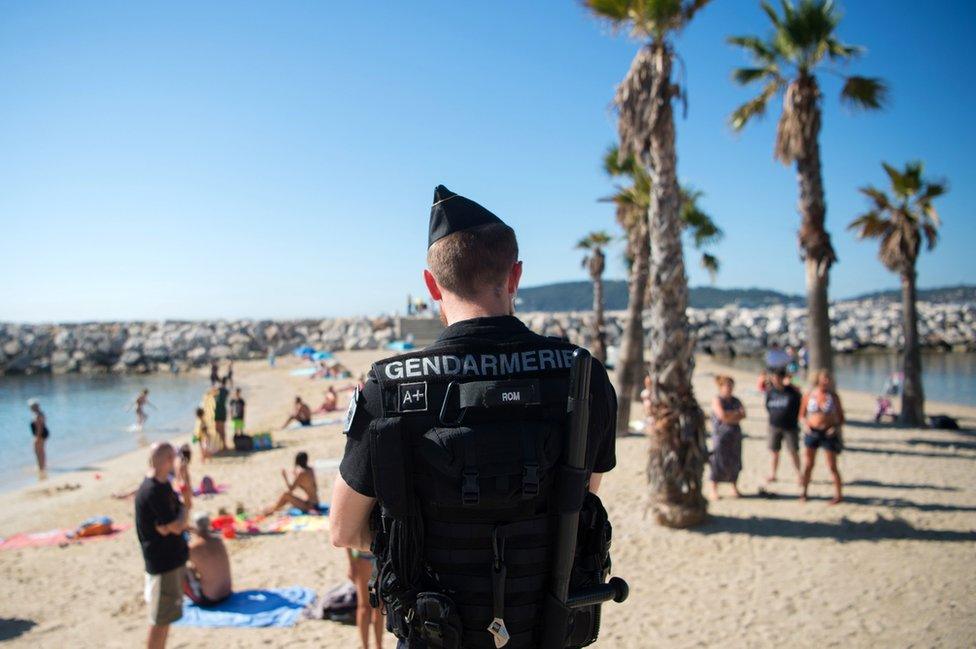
[428,185,505,248]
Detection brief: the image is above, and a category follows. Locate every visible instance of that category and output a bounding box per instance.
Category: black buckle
[461,468,480,505]
[522,463,540,498]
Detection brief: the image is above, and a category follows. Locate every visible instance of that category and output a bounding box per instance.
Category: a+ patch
[398,381,428,412]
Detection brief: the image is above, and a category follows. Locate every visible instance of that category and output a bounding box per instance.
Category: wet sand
[0,352,973,647]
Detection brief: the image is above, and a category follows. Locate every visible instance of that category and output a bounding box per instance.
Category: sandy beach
[1,352,974,648]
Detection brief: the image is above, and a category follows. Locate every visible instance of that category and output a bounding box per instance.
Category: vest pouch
[417,421,562,509]
[414,592,463,649]
[370,417,413,519]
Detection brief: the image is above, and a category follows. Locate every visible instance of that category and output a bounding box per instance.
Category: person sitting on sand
[262,452,319,515]
[27,399,49,479]
[175,444,193,510]
[282,396,312,428]
[315,386,339,414]
[193,408,211,463]
[709,375,746,499]
[800,370,846,504]
[183,512,232,607]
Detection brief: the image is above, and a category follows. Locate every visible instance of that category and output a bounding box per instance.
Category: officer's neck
[439,294,513,326]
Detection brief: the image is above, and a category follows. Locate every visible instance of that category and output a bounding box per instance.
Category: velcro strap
[458,379,541,408]
[553,466,588,513]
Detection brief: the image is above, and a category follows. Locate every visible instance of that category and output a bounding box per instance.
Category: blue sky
[1,0,973,322]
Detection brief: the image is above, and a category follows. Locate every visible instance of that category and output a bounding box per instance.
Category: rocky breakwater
[522,298,976,359]
[2,300,974,376]
[0,316,397,376]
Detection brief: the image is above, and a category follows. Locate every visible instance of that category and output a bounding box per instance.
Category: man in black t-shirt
[330,186,617,649]
[764,368,803,485]
[135,442,188,649]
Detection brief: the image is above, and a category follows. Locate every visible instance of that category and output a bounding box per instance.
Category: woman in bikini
[800,369,846,504]
[28,399,49,478]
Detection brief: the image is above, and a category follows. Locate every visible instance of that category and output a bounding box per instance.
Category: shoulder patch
[343,387,360,434]
[398,381,428,413]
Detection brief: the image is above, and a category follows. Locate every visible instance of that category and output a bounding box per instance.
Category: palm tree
[848,162,946,426]
[728,0,887,374]
[603,147,723,437]
[585,0,712,528]
[576,231,613,364]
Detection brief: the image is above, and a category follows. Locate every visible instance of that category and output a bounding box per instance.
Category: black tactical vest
[367,336,611,649]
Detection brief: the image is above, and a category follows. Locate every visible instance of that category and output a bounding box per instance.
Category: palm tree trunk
[592,270,607,364]
[614,219,649,437]
[643,42,707,528]
[899,267,925,425]
[791,75,835,375]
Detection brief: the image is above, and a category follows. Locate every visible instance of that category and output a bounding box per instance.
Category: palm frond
[582,0,632,22]
[727,35,777,64]
[731,66,778,86]
[847,211,888,239]
[840,75,888,110]
[825,37,861,60]
[729,79,782,131]
[700,253,720,279]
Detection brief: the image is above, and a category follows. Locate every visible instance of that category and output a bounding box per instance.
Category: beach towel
[264,504,330,533]
[174,586,316,628]
[192,482,229,497]
[0,524,131,551]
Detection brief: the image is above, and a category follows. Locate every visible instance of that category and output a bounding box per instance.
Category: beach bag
[316,581,357,622]
[233,433,254,451]
[929,415,960,430]
[73,516,113,538]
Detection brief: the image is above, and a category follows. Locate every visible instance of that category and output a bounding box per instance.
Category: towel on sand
[174,586,316,628]
[0,524,130,551]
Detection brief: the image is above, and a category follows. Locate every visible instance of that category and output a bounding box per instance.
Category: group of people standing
[704,366,847,504]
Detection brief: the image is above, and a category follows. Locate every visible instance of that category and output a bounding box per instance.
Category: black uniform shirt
[134,476,188,574]
[339,315,617,498]
[765,384,802,431]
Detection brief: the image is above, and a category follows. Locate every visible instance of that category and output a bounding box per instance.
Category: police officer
[331,186,618,649]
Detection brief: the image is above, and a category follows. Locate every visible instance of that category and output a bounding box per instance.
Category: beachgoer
[175,444,193,510]
[193,407,211,463]
[184,512,232,607]
[800,369,846,504]
[135,442,188,649]
[331,185,618,648]
[756,369,769,394]
[209,360,220,386]
[764,368,802,485]
[874,395,895,423]
[268,349,276,368]
[709,375,745,499]
[315,386,338,414]
[765,342,791,371]
[133,389,156,430]
[785,345,800,375]
[262,451,319,515]
[213,380,229,450]
[27,399,49,478]
[229,388,246,437]
[348,548,384,649]
[282,396,312,428]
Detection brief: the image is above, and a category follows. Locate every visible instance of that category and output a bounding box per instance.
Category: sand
[0,352,974,648]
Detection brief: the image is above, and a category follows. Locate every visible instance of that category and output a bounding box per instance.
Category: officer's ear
[423,269,443,301]
[507,261,523,295]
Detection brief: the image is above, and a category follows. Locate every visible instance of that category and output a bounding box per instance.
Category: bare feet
[731,486,742,498]
[765,475,776,484]
[799,494,808,503]
[710,488,720,501]
[828,496,844,506]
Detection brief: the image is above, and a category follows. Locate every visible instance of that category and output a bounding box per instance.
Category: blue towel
[286,503,330,516]
[175,586,316,628]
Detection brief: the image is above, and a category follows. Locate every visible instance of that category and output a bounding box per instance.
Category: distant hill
[516,281,976,312]
[851,284,976,304]
[516,280,803,311]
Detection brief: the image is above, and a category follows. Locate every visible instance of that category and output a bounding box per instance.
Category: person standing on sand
[764,368,802,485]
[209,360,220,386]
[710,375,746,499]
[192,408,211,463]
[229,388,246,438]
[213,380,229,450]
[27,399,49,479]
[800,370,846,504]
[135,442,188,649]
[347,548,384,649]
[174,444,193,510]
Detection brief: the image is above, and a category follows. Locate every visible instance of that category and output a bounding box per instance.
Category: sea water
[718,351,976,406]
[0,372,209,492]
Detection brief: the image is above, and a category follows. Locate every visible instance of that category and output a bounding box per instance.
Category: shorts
[232,418,244,433]
[804,427,843,454]
[145,566,185,625]
[768,426,799,453]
